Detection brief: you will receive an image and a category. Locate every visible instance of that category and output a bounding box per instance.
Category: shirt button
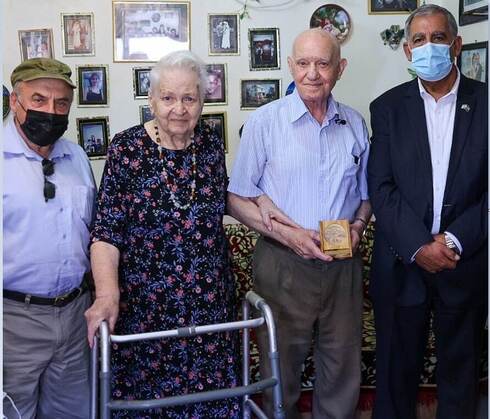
[62,234,66,239]
[63,260,68,265]
[60,208,64,212]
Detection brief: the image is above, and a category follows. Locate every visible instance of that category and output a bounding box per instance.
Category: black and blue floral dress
[91,124,241,418]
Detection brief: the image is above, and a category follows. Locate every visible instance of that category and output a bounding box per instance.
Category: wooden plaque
[319,219,352,258]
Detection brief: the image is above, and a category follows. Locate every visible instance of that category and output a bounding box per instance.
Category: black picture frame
[240,79,281,110]
[139,105,153,124]
[77,65,109,107]
[248,28,280,71]
[368,0,419,14]
[459,0,488,26]
[458,41,488,83]
[77,116,110,159]
[133,67,152,99]
[200,112,228,153]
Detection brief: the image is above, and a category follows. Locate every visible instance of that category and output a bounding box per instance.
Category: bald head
[291,28,341,63]
[287,28,347,114]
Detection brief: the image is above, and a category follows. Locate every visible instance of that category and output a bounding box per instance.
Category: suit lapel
[444,76,476,198]
[404,79,433,201]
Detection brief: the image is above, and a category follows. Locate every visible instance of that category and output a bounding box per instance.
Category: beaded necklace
[155,124,197,210]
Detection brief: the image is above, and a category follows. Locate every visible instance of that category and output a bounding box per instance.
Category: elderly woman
[85,51,240,418]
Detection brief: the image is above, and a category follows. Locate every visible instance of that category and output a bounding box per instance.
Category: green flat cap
[11,57,76,89]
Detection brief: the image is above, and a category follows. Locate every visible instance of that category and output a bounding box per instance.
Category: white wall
[3,0,487,185]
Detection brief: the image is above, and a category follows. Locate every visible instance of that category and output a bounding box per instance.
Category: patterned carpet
[224,222,488,411]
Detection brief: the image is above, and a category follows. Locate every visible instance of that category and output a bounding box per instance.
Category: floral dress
[91,124,241,418]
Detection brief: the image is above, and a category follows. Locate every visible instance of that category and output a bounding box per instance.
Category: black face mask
[17,101,69,147]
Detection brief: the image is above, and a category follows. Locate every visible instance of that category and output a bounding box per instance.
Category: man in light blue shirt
[3,58,96,419]
[228,29,371,418]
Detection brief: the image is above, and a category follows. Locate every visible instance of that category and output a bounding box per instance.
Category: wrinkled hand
[415,240,460,273]
[254,194,300,232]
[282,227,333,262]
[85,295,119,348]
[350,223,364,254]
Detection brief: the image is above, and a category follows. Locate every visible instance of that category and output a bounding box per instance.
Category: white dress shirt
[418,70,462,252]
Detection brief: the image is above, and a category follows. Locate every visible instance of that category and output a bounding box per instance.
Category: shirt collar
[3,116,73,160]
[288,89,340,125]
[417,67,460,101]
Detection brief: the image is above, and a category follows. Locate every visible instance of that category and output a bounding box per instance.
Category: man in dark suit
[368,4,487,419]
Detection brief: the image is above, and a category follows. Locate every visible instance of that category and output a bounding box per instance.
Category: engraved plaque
[319,219,353,258]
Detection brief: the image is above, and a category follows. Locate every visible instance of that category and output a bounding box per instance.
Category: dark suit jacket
[368,74,487,308]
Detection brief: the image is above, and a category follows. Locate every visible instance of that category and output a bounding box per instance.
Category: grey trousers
[3,292,91,419]
[253,238,363,419]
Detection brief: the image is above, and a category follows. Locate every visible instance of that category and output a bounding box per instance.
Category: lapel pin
[461,104,470,112]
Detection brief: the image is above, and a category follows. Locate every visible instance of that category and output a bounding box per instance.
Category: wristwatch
[444,233,461,255]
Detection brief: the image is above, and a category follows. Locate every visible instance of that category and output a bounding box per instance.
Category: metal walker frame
[90,290,285,419]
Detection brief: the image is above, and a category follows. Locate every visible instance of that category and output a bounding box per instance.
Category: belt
[4,277,89,307]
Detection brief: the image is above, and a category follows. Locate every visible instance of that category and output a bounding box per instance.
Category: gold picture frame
[18,28,54,61]
[61,13,95,56]
[204,63,227,106]
[240,79,281,110]
[113,1,190,62]
[208,14,240,56]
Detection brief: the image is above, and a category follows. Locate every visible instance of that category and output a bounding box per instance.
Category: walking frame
[90,290,285,419]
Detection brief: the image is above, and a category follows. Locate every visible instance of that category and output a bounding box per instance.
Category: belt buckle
[53,293,69,307]
[53,287,82,307]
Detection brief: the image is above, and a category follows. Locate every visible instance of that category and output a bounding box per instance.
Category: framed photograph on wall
[77,116,110,159]
[458,41,487,83]
[248,28,280,71]
[368,0,419,14]
[133,67,152,98]
[240,79,281,110]
[18,29,54,61]
[459,0,488,26]
[208,14,240,55]
[113,1,190,62]
[76,65,109,107]
[140,105,153,124]
[61,13,95,56]
[200,112,228,153]
[204,63,227,105]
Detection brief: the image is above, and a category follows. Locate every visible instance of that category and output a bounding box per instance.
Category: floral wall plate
[310,4,351,44]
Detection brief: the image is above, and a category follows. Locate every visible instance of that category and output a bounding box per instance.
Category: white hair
[149,50,207,103]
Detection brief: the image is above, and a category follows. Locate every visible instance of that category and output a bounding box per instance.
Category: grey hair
[405,4,458,41]
[149,50,207,103]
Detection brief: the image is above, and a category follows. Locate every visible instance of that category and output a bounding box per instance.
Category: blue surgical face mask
[410,42,454,82]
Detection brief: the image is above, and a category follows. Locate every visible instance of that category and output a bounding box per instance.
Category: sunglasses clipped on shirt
[42,158,56,202]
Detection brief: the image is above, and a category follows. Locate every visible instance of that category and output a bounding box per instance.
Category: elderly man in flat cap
[3,58,95,418]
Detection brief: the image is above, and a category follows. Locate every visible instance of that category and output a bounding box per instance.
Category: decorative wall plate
[310,4,351,44]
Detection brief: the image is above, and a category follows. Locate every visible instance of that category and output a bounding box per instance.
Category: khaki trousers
[3,292,91,419]
[253,237,363,419]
